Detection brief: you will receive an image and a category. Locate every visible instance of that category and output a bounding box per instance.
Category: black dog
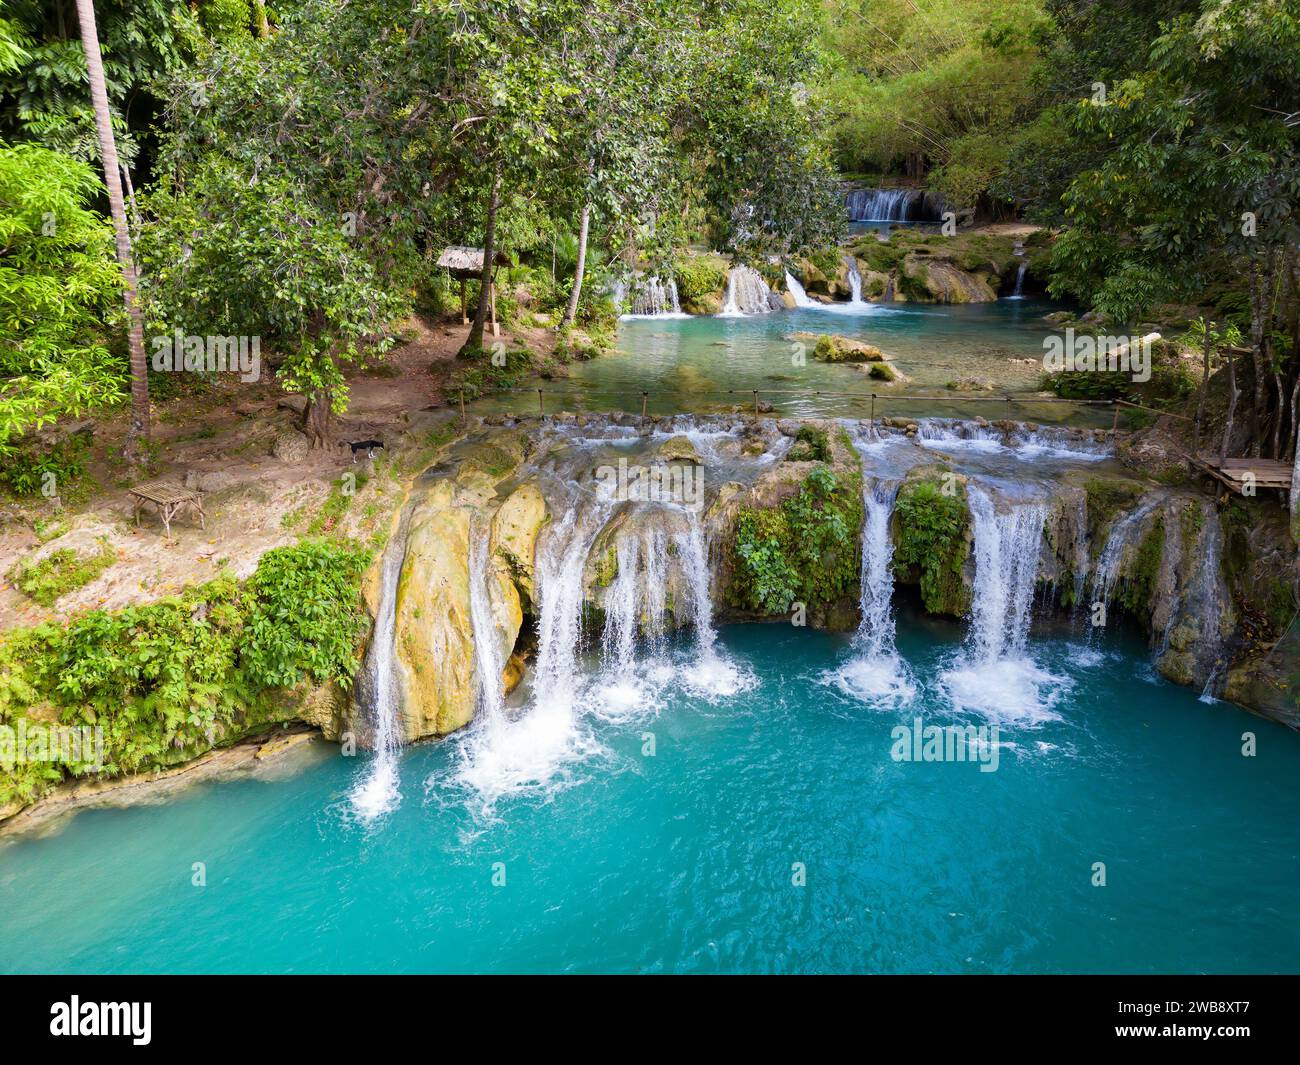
[340,439,385,461]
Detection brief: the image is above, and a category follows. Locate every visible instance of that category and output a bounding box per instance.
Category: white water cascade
[719,265,773,316]
[673,514,752,698]
[469,532,506,723]
[942,485,1061,723]
[601,525,669,674]
[845,187,940,223]
[784,270,816,308]
[831,476,915,705]
[1089,497,1161,612]
[350,514,409,820]
[627,276,686,318]
[452,504,608,809]
[844,255,866,306]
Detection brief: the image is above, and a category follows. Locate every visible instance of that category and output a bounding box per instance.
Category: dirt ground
[0,314,557,631]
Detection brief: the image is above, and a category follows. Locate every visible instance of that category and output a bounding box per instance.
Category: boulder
[655,434,704,464]
[491,481,547,609]
[271,429,309,463]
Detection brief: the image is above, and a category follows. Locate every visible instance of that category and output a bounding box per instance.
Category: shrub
[892,479,970,615]
[10,539,115,606]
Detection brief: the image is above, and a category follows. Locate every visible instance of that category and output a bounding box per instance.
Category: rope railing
[457,383,1129,427]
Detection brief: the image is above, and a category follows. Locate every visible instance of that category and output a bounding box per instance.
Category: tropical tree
[75,0,148,454]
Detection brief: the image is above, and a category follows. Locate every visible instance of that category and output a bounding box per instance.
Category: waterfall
[942,485,1061,723]
[719,265,773,316]
[469,532,506,723]
[827,471,915,706]
[966,487,1046,663]
[601,525,669,673]
[451,504,608,810]
[350,513,409,821]
[674,513,752,698]
[1089,497,1161,612]
[844,255,866,305]
[626,276,685,317]
[844,187,942,223]
[784,270,815,308]
[1010,263,1026,299]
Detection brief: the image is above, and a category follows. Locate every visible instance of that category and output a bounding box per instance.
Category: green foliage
[10,538,115,606]
[673,258,727,309]
[0,433,88,497]
[728,464,862,613]
[0,143,124,454]
[241,540,371,690]
[786,425,830,462]
[823,0,1052,208]
[1117,519,1165,615]
[892,478,970,615]
[0,539,372,808]
[1084,478,1144,535]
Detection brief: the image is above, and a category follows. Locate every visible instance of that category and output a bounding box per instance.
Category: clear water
[3,620,1298,974]
[488,298,1104,425]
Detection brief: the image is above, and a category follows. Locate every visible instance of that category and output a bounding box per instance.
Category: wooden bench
[129,480,206,538]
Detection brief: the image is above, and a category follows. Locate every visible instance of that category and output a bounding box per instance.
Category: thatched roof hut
[437,245,510,276]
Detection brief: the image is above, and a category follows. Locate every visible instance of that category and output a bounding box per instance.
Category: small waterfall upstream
[719,265,773,316]
[784,270,815,308]
[626,276,685,318]
[943,485,1061,723]
[844,255,866,306]
[350,512,410,820]
[844,187,942,223]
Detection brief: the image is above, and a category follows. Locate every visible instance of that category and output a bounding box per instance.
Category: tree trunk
[1248,257,1267,458]
[1220,348,1240,465]
[76,0,150,458]
[458,163,501,358]
[302,389,332,449]
[252,0,270,37]
[1194,320,1212,451]
[560,202,592,329]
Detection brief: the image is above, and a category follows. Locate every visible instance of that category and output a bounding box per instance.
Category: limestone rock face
[393,481,476,738]
[491,481,547,609]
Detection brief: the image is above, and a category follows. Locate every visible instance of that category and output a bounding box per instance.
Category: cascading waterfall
[942,485,1061,723]
[844,255,866,306]
[469,531,506,723]
[719,265,773,316]
[1089,497,1161,614]
[452,503,609,809]
[601,525,669,674]
[830,473,915,705]
[844,187,942,223]
[674,513,752,698]
[350,512,410,821]
[627,276,685,317]
[784,270,815,308]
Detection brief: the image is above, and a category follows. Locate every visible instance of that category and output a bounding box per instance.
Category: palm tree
[75,0,149,458]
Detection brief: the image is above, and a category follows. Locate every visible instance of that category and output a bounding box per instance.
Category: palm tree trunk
[76,0,150,458]
[560,202,591,328]
[458,162,501,357]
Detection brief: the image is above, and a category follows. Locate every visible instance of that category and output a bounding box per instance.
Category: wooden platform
[129,480,206,537]
[1190,454,1293,494]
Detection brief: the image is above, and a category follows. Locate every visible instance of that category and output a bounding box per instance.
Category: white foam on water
[349,512,408,822]
[448,506,608,815]
[823,468,915,708]
[939,485,1064,725]
[674,515,756,701]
